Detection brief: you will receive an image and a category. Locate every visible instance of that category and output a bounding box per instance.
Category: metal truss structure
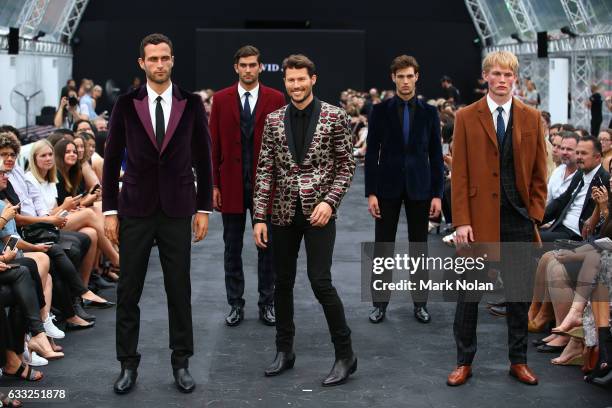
[0,34,72,56]
[504,0,540,41]
[15,0,50,38]
[52,0,89,42]
[464,0,500,45]
[560,0,598,34]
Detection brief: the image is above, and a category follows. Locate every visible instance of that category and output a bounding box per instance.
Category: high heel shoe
[552,306,583,334]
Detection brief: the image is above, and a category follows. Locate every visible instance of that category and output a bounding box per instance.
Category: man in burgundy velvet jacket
[103,33,212,395]
[210,45,285,327]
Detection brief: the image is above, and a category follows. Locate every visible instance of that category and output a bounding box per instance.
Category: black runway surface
[6,169,611,407]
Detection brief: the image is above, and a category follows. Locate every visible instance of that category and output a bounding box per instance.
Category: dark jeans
[222,208,274,307]
[116,211,193,370]
[372,195,430,308]
[272,205,352,359]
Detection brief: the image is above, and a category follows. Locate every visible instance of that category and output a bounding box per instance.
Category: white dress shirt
[237,83,259,114]
[547,164,577,204]
[147,82,173,132]
[562,164,601,235]
[486,94,513,132]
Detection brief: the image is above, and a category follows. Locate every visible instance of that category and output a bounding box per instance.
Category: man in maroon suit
[103,33,213,395]
[210,45,285,327]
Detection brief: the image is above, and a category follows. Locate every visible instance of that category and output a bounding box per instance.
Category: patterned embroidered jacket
[253,98,356,226]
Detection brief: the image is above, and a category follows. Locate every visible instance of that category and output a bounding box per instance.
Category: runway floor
[4,168,611,407]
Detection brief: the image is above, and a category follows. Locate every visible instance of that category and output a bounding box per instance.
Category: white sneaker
[43,314,65,339]
[23,343,48,367]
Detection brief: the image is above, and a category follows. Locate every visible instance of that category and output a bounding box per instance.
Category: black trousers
[59,230,91,269]
[47,244,88,298]
[453,204,533,365]
[272,205,352,358]
[0,265,44,336]
[372,195,430,308]
[222,208,274,307]
[539,224,582,242]
[116,210,193,370]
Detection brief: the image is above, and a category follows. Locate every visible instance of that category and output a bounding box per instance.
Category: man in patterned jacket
[253,54,357,387]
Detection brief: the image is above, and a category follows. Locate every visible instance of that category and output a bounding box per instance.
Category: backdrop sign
[195,29,365,105]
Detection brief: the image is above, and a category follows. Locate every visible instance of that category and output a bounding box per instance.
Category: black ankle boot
[585,327,612,384]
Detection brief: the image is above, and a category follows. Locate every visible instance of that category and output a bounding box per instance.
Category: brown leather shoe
[509,364,538,385]
[447,365,472,386]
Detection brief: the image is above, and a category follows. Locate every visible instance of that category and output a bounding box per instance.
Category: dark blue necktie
[496,106,505,146]
[243,91,252,120]
[402,101,410,146]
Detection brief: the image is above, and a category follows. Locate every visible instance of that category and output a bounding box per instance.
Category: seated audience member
[584,264,612,386]
[599,128,612,172]
[550,133,563,167]
[540,136,609,242]
[0,134,111,320]
[27,140,119,284]
[73,119,97,138]
[73,133,100,189]
[547,132,579,205]
[92,117,108,133]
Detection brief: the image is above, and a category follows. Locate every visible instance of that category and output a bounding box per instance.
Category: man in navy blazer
[103,33,212,395]
[364,55,444,324]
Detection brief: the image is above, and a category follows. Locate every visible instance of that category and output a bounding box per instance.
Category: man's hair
[0,132,21,155]
[550,123,562,130]
[559,131,579,145]
[390,55,420,75]
[282,54,316,77]
[140,33,173,59]
[482,51,519,75]
[47,129,74,146]
[580,135,602,155]
[440,75,452,83]
[600,128,612,138]
[561,123,576,132]
[234,45,261,64]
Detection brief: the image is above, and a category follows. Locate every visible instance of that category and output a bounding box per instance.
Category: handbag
[21,222,60,244]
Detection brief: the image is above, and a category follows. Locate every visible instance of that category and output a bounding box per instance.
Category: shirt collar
[487,94,512,115]
[583,164,601,182]
[291,98,315,117]
[147,82,172,104]
[395,95,416,107]
[238,83,259,100]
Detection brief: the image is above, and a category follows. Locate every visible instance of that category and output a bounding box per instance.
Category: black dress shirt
[289,99,315,162]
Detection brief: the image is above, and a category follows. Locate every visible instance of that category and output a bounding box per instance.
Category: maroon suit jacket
[102,84,213,217]
[210,83,285,213]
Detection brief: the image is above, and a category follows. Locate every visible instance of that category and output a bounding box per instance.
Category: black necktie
[155,95,165,148]
[243,91,252,120]
[496,106,505,147]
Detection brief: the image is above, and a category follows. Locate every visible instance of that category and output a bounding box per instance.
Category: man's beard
[289,87,312,104]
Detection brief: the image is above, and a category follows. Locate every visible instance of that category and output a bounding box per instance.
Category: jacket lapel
[231,84,240,127]
[283,105,298,163]
[301,98,322,164]
[254,85,266,130]
[132,87,158,150]
[388,97,402,145]
[161,84,186,154]
[476,97,499,149]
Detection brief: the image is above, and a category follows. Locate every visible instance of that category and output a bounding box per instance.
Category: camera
[68,96,78,107]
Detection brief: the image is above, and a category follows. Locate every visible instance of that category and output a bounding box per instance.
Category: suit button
[492,193,498,198]
[493,172,498,177]
[235,158,240,163]
[494,152,498,157]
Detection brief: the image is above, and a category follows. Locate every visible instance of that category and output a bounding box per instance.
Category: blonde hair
[28,139,58,183]
[482,51,519,75]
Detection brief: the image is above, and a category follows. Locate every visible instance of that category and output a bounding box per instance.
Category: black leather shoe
[114,368,137,394]
[414,306,431,324]
[90,273,115,290]
[322,355,357,386]
[486,299,507,308]
[488,305,507,317]
[369,307,386,323]
[225,306,244,327]
[532,338,548,347]
[173,368,195,393]
[83,299,116,309]
[65,320,95,331]
[536,344,566,353]
[264,351,296,376]
[73,299,96,321]
[259,305,276,326]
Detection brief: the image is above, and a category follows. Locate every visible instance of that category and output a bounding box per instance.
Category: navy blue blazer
[364,97,444,200]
